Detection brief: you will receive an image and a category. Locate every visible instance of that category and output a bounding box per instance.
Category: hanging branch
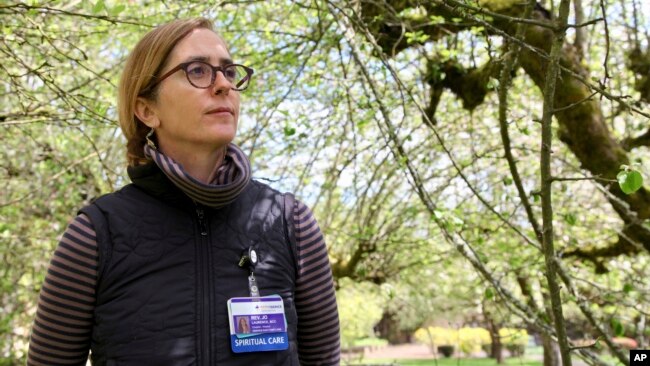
[622,129,650,151]
[0,3,150,26]
[247,19,330,157]
[497,0,543,243]
[554,259,630,363]
[539,1,575,365]
[573,0,586,60]
[598,0,611,81]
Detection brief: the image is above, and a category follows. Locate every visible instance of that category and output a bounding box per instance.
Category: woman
[237,317,251,334]
[27,18,340,365]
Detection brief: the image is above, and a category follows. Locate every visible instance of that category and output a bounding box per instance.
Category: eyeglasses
[141,61,254,95]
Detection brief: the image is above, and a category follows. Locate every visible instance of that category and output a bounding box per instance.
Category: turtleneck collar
[128,143,251,209]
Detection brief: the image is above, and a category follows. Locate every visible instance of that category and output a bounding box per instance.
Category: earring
[146,128,157,149]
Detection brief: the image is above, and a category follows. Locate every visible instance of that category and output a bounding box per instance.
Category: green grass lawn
[343,345,626,366]
[345,357,542,366]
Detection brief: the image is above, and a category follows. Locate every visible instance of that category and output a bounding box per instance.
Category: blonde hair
[118,18,215,166]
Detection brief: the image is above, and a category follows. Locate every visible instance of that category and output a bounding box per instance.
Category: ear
[135,97,161,128]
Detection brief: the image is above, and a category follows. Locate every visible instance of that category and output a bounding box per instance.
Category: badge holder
[228,247,289,353]
[238,247,260,297]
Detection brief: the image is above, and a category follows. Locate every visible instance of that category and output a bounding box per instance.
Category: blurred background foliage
[1,0,649,364]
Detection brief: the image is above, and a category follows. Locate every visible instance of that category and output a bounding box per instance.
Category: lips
[206,106,234,115]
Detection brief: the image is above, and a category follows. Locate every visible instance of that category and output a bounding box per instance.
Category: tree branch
[497,0,543,244]
[0,3,150,27]
[539,0,573,364]
[621,129,650,151]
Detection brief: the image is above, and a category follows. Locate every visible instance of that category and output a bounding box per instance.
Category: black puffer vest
[80,163,299,365]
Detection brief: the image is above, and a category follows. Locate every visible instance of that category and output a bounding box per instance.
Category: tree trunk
[482,300,503,363]
[542,334,562,366]
[488,319,503,363]
[375,310,412,344]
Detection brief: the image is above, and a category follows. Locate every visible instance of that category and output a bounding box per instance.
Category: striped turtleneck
[143,144,251,208]
[27,144,340,365]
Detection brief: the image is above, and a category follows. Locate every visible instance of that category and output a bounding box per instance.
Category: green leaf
[564,213,577,226]
[567,295,577,302]
[92,0,105,14]
[611,318,625,336]
[404,31,429,45]
[429,15,446,24]
[531,191,540,202]
[487,77,500,90]
[617,169,643,194]
[470,26,484,35]
[111,4,126,15]
[283,126,296,137]
[485,287,494,300]
[623,283,633,293]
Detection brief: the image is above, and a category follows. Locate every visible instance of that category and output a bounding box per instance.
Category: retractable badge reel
[238,247,259,297]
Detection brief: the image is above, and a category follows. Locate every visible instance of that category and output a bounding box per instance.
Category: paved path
[352,344,435,360]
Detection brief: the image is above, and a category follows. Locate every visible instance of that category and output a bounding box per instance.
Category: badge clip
[238,247,258,269]
[239,247,260,297]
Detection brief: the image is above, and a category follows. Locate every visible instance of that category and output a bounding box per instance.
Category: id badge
[227,295,289,353]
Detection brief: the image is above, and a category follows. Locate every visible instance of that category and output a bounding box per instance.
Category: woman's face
[142,28,240,154]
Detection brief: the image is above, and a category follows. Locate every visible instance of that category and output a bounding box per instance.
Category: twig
[0,3,151,27]
[552,91,598,113]
[497,0,543,243]
[442,0,554,29]
[568,17,604,28]
[599,0,611,81]
[550,176,616,183]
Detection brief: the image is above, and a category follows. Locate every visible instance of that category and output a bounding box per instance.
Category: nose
[212,70,231,95]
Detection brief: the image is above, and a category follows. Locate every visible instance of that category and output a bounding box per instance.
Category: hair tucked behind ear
[118,18,219,166]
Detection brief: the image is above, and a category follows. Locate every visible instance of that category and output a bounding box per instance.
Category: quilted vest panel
[80,180,299,366]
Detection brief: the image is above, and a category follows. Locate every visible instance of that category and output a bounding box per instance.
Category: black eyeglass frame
[140,61,254,95]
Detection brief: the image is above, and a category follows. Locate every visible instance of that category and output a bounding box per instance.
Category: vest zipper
[196,208,208,236]
[195,206,210,365]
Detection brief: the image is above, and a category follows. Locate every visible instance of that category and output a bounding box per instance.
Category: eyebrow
[184,55,234,65]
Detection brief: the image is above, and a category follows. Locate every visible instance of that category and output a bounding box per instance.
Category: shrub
[506,344,525,356]
[414,326,457,348]
[337,281,384,348]
[458,327,491,355]
[414,327,491,356]
[499,328,528,357]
